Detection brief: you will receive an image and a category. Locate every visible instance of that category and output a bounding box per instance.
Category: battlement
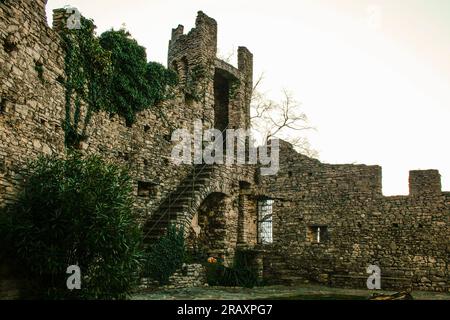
[168,11,217,65]
[167,11,253,130]
[170,11,217,43]
[268,140,449,199]
[409,169,442,197]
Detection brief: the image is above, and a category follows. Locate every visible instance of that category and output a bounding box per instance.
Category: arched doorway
[186,192,230,263]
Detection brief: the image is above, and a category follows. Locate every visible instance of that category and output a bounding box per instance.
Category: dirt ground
[132,284,450,300]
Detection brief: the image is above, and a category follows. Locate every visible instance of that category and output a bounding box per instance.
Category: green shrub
[143,225,185,285]
[1,152,143,299]
[185,244,209,265]
[0,210,12,258]
[206,251,260,288]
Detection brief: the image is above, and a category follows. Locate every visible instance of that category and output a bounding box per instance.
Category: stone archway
[186,192,232,264]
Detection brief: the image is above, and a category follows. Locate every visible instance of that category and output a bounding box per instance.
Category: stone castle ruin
[0,0,448,297]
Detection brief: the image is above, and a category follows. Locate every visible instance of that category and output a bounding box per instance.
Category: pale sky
[46,0,450,195]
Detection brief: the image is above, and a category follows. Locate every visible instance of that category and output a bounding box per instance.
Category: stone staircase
[143,164,216,242]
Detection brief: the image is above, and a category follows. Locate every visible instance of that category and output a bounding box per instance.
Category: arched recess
[186,192,231,262]
[170,56,189,84]
[237,181,257,245]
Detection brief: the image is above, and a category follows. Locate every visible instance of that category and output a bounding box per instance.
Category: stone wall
[0,1,255,298]
[257,141,449,292]
[0,0,447,298]
[0,0,66,207]
[140,263,207,291]
[0,1,254,214]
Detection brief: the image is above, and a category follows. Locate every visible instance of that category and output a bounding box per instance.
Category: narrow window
[307,225,329,243]
[137,181,157,197]
[181,56,189,84]
[0,97,5,114]
[257,199,274,244]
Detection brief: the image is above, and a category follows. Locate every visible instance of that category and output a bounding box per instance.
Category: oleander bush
[143,224,185,285]
[0,152,143,299]
[206,250,260,288]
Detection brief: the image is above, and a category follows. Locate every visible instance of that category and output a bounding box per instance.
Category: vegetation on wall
[0,153,143,299]
[61,17,178,147]
[99,30,178,125]
[143,225,185,285]
[146,61,178,105]
[183,64,207,102]
[229,77,241,99]
[62,17,112,148]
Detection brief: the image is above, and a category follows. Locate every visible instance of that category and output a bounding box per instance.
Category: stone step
[146,216,178,225]
[180,178,210,186]
[159,203,191,210]
[191,170,212,178]
[175,185,205,193]
[161,196,196,205]
[169,190,201,199]
[144,165,218,241]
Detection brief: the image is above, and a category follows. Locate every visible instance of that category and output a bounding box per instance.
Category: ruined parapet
[167,11,254,132]
[213,47,254,131]
[168,11,217,64]
[52,8,74,34]
[238,47,253,129]
[34,0,49,20]
[168,11,218,127]
[409,170,442,197]
[1,0,49,22]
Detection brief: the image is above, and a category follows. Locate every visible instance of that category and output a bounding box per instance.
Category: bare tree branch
[250,74,318,158]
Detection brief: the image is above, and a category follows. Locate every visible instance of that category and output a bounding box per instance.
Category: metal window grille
[257,199,274,244]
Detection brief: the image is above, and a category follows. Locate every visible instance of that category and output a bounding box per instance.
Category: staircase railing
[144,126,230,239]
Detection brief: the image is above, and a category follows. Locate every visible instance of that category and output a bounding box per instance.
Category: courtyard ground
[132,284,450,300]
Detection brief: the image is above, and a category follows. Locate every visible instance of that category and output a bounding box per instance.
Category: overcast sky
[46,0,450,195]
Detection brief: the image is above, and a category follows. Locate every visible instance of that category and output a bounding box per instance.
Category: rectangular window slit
[257,199,274,245]
[307,225,329,243]
[138,181,157,197]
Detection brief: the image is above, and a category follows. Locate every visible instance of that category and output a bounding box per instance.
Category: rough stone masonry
[0,0,448,298]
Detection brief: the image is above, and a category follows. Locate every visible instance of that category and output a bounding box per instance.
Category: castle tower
[168,11,218,128]
[168,11,253,133]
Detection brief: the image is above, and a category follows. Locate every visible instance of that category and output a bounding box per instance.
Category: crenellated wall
[0,2,254,214]
[257,141,449,292]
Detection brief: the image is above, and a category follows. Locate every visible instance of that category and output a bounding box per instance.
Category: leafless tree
[250,73,318,158]
[217,47,236,64]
